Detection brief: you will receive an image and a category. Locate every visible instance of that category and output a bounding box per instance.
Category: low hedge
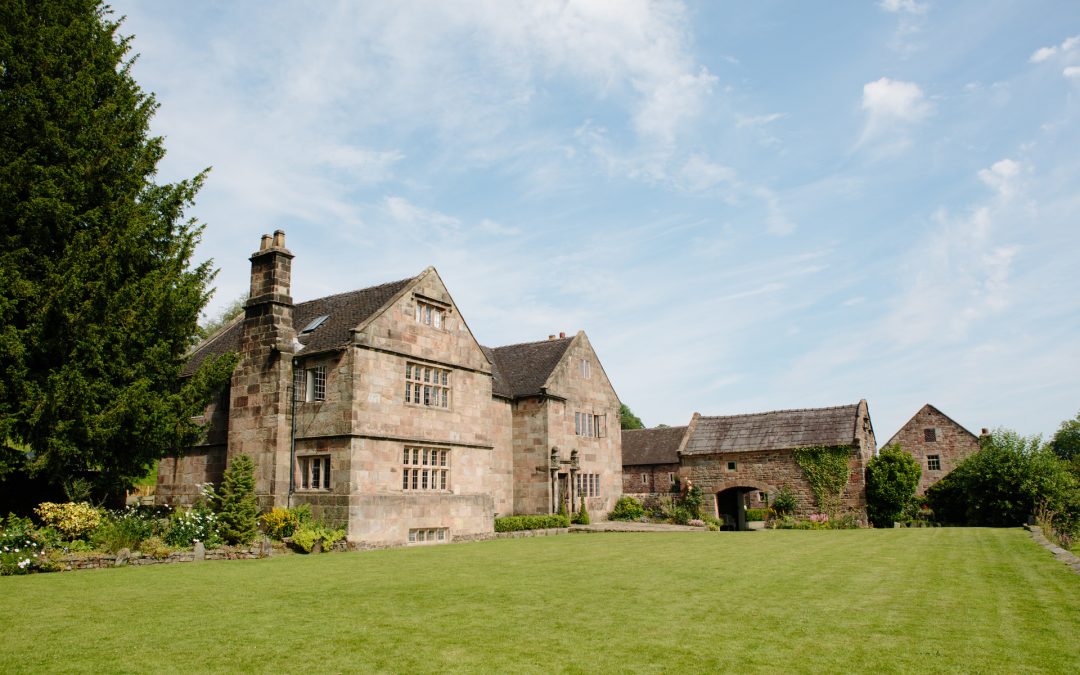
[494,514,570,532]
[745,508,770,521]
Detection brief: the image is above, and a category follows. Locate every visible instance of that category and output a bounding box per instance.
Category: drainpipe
[288,362,297,509]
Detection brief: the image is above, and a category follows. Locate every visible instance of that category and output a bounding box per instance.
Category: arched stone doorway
[715,485,769,531]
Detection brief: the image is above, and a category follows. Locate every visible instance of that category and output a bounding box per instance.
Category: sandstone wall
[622,463,680,495]
[681,446,868,518]
[886,406,979,495]
[541,332,622,517]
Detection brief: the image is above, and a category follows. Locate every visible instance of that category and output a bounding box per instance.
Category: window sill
[404,403,452,412]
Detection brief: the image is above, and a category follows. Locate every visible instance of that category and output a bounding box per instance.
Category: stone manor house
[157,231,622,548]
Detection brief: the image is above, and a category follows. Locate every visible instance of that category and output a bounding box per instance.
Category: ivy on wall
[793,446,852,518]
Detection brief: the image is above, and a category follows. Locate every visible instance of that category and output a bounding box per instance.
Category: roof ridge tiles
[293,275,418,306]
[698,403,858,420]
[486,336,574,352]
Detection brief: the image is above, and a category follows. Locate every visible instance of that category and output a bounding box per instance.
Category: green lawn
[1,528,1077,673]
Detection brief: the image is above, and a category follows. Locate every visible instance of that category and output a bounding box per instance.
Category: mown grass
[1,528,1077,673]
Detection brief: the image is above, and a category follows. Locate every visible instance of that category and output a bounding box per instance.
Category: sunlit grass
[1,528,1077,673]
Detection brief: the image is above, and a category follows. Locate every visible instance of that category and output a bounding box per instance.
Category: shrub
[138,536,173,559]
[571,496,590,525]
[34,502,102,540]
[671,504,693,525]
[261,504,312,540]
[92,506,166,553]
[493,515,570,532]
[164,505,221,548]
[866,445,922,528]
[216,455,259,545]
[609,496,644,521]
[772,486,797,516]
[683,484,703,518]
[927,429,1079,538]
[642,494,669,519]
[745,508,770,521]
[0,514,47,575]
[290,522,346,553]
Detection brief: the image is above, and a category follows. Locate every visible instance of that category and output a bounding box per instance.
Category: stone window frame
[727,461,737,471]
[576,473,599,497]
[414,300,445,329]
[402,447,450,492]
[404,362,451,409]
[409,528,448,544]
[641,472,649,485]
[293,363,326,403]
[927,454,942,472]
[297,455,330,491]
[924,427,938,442]
[574,411,606,438]
[668,472,676,485]
[580,358,591,379]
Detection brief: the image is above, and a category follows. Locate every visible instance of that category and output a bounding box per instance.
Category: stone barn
[882,404,981,495]
[621,425,688,497]
[677,401,877,529]
[157,231,623,548]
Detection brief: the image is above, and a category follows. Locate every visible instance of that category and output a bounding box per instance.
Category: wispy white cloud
[1065,66,1080,79]
[1030,46,1058,63]
[1029,34,1080,63]
[879,0,928,14]
[858,77,932,149]
[736,113,786,128]
[977,158,1023,198]
[678,154,737,192]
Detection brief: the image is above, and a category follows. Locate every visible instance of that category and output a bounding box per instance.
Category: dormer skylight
[300,314,330,334]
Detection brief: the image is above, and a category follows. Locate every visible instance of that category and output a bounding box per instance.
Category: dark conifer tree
[0,0,236,496]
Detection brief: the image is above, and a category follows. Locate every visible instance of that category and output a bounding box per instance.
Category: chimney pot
[548,335,555,341]
[272,229,285,248]
[260,234,272,251]
[559,331,565,339]
[981,428,989,436]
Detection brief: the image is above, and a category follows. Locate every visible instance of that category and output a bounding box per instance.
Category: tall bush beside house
[216,455,258,545]
[927,428,1079,542]
[866,445,922,528]
[772,485,797,516]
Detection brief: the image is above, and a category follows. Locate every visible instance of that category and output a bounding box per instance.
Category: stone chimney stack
[228,230,297,509]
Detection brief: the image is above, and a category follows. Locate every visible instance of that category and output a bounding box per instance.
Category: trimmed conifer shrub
[216,455,259,545]
[576,496,590,525]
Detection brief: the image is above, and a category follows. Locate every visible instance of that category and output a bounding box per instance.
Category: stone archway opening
[715,486,763,531]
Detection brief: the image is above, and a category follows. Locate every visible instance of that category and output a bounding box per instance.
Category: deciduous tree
[619,403,644,430]
[865,445,921,527]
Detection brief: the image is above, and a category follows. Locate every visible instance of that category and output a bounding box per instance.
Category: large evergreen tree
[0,0,235,495]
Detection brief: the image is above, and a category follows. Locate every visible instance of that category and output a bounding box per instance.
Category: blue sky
[119,0,1080,440]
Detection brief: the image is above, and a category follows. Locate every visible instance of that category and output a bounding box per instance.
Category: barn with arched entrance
[677,402,877,523]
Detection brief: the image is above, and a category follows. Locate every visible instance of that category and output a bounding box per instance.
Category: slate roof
[482,337,573,399]
[681,404,862,455]
[622,426,688,466]
[182,276,415,376]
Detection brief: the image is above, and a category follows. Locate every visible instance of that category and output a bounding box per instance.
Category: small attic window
[300,315,330,334]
